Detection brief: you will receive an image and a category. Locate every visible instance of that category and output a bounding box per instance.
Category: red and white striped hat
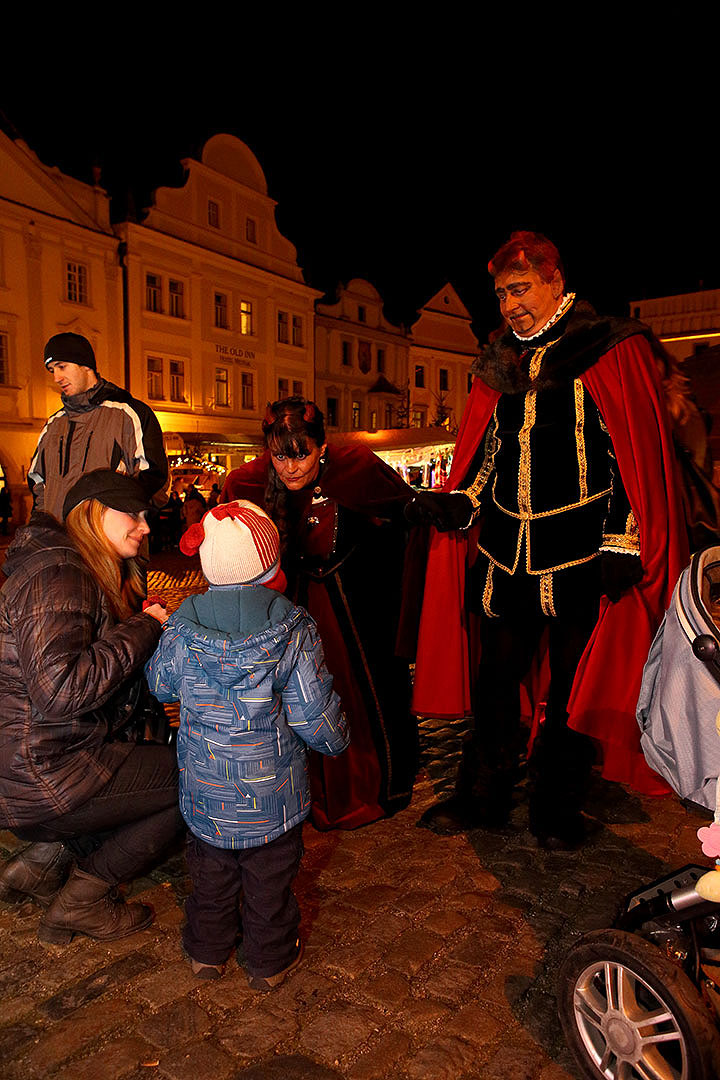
[180,500,281,586]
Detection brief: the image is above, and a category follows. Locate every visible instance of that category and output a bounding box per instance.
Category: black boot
[0,842,72,907]
[528,726,595,850]
[39,868,154,944]
[418,732,520,835]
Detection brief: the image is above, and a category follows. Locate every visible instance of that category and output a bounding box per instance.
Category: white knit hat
[179,500,280,586]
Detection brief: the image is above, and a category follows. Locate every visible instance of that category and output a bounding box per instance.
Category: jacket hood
[170,587,299,685]
[2,514,76,579]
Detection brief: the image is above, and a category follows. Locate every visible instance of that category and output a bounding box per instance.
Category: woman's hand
[143,603,168,625]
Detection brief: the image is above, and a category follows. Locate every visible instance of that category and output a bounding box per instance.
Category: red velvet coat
[412,333,689,794]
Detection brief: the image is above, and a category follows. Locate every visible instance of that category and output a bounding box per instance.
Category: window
[215,367,229,407]
[352,400,361,429]
[358,305,366,323]
[385,403,394,428]
[169,280,184,319]
[326,397,338,427]
[241,372,254,409]
[292,316,304,347]
[215,293,228,329]
[208,200,220,228]
[246,217,257,244]
[170,359,185,402]
[415,365,425,388]
[278,377,289,398]
[147,356,163,399]
[239,300,254,336]
[277,311,289,344]
[439,368,449,392]
[293,380,303,396]
[342,341,352,366]
[146,273,162,313]
[412,408,427,428]
[0,332,8,384]
[66,261,88,304]
[370,409,377,430]
[377,348,385,373]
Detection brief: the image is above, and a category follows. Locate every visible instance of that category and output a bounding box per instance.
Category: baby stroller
[557,547,720,1079]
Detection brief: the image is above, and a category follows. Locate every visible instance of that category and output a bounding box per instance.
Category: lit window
[169,280,184,319]
[377,348,385,373]
[370,409,377,430]
[412,408,427,428]
[342,341,352,366]
[327,397,338,427]
[147,356,163,399]
[241,372,254,409]
[246,217,257,243]
[352,400,361,429]
[215,367,229,407]
[278,378,289,398]
[239,300,254,336]
[66,261,88,304]
[146,274,162,313]
[170,359,185,402]
[415,365,425,389]
[277,311,289,344]
[439,368,449,392]
[208,200,220,228]
[0,332,8,384]
[293,380,303,396]
[292,316,304,347]
[215,293,228,329]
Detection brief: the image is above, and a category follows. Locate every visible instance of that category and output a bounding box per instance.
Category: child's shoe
[246,940,303,991]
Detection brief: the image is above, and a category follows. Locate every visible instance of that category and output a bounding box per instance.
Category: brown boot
[0,843,72,907]
[39,868,154,944]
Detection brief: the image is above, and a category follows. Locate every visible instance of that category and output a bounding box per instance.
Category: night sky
[2,52,716,341]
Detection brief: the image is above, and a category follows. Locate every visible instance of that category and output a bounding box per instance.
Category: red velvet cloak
[412,333,689,794]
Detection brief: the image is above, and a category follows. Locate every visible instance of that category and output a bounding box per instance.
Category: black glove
[404,491,474,531]
[600,552,644,603]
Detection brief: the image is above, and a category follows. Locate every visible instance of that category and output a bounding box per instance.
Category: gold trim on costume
[518,392,536,513]
[462,410,500,514]
[482,562,498,617]
[574,380,588,501]
[491,486,612,520]
[601,511,641,555]
[540,573,557,617]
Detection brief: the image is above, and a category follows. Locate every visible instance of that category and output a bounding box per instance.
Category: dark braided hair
[262,397,326,553]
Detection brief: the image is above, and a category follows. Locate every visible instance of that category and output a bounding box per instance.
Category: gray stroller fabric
[637,546,720,810]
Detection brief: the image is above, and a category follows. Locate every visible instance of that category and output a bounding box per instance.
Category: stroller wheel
[557,929,720,1080]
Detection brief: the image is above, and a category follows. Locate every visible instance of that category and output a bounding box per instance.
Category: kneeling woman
[0,470,181,942]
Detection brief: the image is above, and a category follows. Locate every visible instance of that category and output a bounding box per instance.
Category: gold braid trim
[574,380,588,501]
[482,561,498,617]
[461,409,500,514]
[518,391,536,514]
[540,573,556,617]
[601,511,641,555]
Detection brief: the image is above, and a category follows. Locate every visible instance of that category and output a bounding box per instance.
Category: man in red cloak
[407,231,688,848]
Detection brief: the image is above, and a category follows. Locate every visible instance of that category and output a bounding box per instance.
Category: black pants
[15,745,183,885]
[182,825,304,976]
[461,570,599,824]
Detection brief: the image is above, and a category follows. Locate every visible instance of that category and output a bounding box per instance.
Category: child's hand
[143,601,168,625]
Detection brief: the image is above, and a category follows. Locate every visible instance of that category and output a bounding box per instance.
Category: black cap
[44,333,97,372]
[62,470,151,521]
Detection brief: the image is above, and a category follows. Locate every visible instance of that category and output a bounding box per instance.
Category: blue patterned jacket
[145,586,348,849]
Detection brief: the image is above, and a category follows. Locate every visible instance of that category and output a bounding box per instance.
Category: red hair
[488,231,564,285]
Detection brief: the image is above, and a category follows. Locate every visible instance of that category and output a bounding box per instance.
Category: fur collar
[471,300,651,394]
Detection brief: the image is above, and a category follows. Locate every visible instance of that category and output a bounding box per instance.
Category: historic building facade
[631,288,720,363]
[409,283,478,432]
[0,129,123,521]
[117,134,319,474]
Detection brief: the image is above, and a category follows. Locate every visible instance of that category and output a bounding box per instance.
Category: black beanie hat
[62,470,151,521]
[44,333,97,372]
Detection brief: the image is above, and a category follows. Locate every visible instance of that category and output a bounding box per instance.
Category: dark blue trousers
[182,824,304,977]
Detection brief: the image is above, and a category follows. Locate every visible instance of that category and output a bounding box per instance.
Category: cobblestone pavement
[0,549,713,1079]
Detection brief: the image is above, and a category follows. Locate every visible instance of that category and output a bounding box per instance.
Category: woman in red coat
[222,398,419,829]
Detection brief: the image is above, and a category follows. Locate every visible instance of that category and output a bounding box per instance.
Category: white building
[631,289,720,363]
[409,283,478,430]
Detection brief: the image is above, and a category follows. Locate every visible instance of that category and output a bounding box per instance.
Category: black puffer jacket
[0,515,163,828]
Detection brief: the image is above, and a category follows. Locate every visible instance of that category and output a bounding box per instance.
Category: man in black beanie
[28,333,168,521]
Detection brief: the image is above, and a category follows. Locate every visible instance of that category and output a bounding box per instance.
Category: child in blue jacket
[146,500,348,988]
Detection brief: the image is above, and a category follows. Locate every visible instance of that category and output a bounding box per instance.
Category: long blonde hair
[65,499,144,620]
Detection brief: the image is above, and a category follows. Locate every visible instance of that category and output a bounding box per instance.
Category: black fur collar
[471,300,651,394]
